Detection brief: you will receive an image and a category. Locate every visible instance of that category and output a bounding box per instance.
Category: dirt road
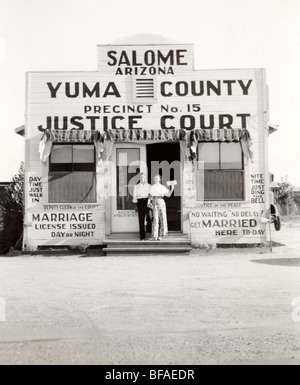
[0,220,299,365]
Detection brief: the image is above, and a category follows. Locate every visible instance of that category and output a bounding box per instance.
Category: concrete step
[104,232,192,256]
[104,246,192,256]
[106,240,191,248]
[106,232,189,239]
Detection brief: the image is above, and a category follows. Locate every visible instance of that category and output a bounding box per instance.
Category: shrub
[0,163,24,252]
[274,176,297,216]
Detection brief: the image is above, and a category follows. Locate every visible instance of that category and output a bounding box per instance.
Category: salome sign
[97,44,195,75]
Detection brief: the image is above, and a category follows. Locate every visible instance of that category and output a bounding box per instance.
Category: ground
[0,219,300,365]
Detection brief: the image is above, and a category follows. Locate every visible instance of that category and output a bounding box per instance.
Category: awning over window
[39,130,100,163]
[39,128,253,164]
[40,128,245,144]
[189,129,253,164]
[43,130,100,143]
[190,129,242,142]
[103,129,187,142]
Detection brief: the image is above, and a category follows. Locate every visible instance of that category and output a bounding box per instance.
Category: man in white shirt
[133,173,151,240]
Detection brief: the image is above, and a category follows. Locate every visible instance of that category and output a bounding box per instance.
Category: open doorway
[147,142,181,232]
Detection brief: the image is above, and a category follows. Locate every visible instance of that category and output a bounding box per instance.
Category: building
[17,37,277,252]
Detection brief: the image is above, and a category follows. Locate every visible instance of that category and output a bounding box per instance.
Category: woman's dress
[149,184,169,239]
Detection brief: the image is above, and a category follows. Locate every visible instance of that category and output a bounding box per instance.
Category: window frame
[197,142,245,202]
[48,143,97,204]
[49,143,96,173]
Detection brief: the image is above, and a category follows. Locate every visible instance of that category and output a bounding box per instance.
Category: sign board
[97,44,195,75]
[24,43,269,249]
[27,70,263,138]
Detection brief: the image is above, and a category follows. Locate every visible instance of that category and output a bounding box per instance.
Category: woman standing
[149,175,175,241]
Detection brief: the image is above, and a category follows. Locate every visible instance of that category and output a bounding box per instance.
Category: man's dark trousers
[137,198,149,240]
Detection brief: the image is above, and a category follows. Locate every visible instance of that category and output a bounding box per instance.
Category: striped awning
[190,129,243,142]
[41,128,245,143]
[39,128,253,164]
[189,128,253,164]
[43,130,100,143]
[103,129,187,142]
[104,129,247,143]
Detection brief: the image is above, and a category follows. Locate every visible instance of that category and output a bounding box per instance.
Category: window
[49,144,96,203]
[116,148,140,210]
[197,143,244,201]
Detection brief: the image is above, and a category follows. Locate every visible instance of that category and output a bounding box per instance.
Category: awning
[38,130,100,163]
[43,130,100,143]
[38,128,253,164]
[103,129,187,142]
[189,129,253,164]
[40,128,245,144]
[190,129,243,142]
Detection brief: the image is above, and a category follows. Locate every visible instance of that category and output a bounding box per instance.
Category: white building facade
[22,42,274,251]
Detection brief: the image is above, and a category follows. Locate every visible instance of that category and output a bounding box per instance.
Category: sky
[0,0,299,184]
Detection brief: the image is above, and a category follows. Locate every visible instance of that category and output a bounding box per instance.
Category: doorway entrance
[147,142,182,232]
[111,144,146,233]
[110,142,182,235]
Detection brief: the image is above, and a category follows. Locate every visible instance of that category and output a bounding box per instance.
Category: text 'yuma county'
[105,369,195,382]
